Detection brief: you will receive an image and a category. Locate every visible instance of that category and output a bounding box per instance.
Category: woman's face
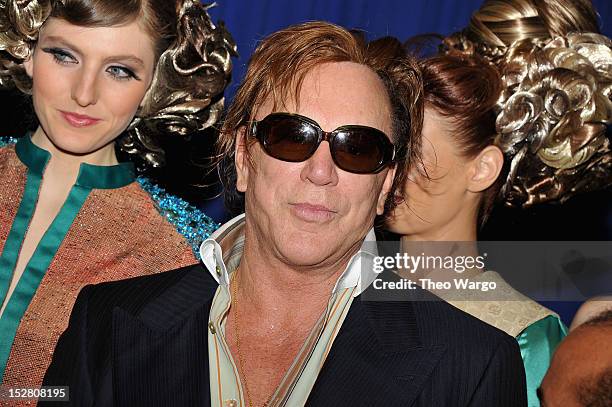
[24,18,156,156]
[386,108,477,239]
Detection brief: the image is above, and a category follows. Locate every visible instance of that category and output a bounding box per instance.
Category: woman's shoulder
[446,271,563,337]
[484,271,565,333]
[122,177,220,254]
[518,314,567,343]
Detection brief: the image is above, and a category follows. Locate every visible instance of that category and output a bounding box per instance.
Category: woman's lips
[290,203,337,223]
[60,111,101,128]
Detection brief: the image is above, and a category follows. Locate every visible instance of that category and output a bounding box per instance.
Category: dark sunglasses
[249,112,396,174]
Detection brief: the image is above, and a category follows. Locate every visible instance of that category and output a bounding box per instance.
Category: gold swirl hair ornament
[0,0,61,59]
[117,0,238,169]
[495,32,612,207]
[0,0,63,91]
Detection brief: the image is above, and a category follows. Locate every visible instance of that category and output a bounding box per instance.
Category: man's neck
[237,247,341,318]
[225,225,362,407]
[234,226,361,320]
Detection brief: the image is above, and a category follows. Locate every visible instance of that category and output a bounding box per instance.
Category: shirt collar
[199,214,379,297]
[15,134,135,189]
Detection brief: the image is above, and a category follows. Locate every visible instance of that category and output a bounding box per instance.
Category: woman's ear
[24,55,34,78]
[467,145,504,193]
[235,126,249,193]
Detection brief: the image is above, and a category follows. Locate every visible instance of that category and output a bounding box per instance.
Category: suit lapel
[307,286,446,406]
[111,266,218,407]
[109,264,446,406]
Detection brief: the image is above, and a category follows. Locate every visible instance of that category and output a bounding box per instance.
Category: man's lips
[60,111,101,127]
[290,203,337,223]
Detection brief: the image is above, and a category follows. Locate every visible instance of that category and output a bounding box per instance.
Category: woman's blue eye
[106,66,138,81]
[42,48,76,65]
[41,47,140,81]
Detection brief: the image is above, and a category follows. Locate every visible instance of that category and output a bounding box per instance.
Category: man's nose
[71,67,99,107]
[300,141,339,186]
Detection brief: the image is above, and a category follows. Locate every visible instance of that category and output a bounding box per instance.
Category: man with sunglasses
[44,23,526,406]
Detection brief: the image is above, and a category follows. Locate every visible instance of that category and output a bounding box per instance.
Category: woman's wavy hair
[217,22,422,216]
[443,0,612,208]
[0,0,236,169]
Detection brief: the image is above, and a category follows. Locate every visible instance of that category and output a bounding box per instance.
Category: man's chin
[276,243,340,270]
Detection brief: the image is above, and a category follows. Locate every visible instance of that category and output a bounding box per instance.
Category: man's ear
[466,145,504,193]
[235,126,249,193]
[376,164,396,215]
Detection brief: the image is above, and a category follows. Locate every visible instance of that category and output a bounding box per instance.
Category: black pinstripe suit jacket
[42,264,527,406]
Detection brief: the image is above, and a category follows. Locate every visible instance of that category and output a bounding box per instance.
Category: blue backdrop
[208,0,612,104]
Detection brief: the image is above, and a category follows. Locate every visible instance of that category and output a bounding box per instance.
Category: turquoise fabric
[0,136,134,380]
[0,136,17,149]
[137,177,219,255]
[517,314,568,407]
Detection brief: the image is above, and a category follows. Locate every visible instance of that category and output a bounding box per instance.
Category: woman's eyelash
[42,48,76,65]
[40,47,141,82]
[106,66,140,81]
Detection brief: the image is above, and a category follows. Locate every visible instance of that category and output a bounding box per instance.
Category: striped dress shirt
[199,214,379,407]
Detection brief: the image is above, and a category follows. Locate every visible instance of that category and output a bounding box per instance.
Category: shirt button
[224,399,238,407]
[216,264,222,275]
[208,322,216,334]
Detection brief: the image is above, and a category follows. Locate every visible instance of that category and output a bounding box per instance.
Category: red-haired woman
[0,0,235,391]
[385,54,567,407]
[388,0,611,403]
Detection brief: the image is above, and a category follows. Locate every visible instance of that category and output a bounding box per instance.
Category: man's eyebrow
[40,35,145,68]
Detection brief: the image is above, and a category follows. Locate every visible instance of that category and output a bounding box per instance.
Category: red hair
[419,54,505,225]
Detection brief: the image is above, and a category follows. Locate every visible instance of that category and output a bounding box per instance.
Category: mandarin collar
[15,135,135,189]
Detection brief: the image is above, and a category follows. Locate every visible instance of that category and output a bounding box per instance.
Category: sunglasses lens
[259,117,318,161]
[332,129,387,173]
[254,114,393,174]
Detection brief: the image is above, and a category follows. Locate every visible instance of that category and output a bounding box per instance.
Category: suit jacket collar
[111,267,445,406]
[111,265,217,406]
[306,282,447,406]
[136,264,218,331]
